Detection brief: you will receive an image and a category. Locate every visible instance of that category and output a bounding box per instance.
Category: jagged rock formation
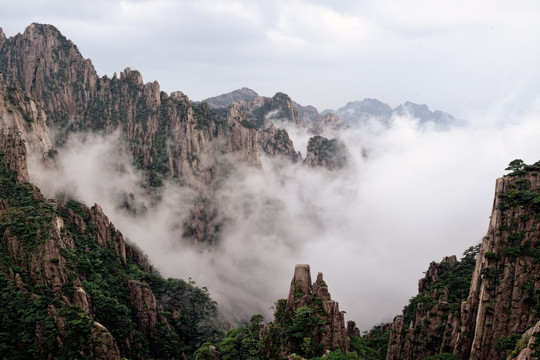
[0,23,353,245]
[304,135,349,170]
[386,162,540,360]
[277,264,350,356]
[0,23,259,186]
[453,167,540,359]
[0,126,224,358]
[258,123,300,162]
[386,253,474,360]
[233,92,305,129]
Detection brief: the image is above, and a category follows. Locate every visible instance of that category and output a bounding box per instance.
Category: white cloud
[26,96,540,330]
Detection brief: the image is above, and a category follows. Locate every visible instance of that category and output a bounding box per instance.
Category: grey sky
[1,0,539,118]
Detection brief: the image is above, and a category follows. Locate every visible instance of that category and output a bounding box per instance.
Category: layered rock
[258,123,300,162]
[386,164,540,360]
[0,73,52,172]
[386,255,472,360]
[453,170,540,359]
[508,320,540,359]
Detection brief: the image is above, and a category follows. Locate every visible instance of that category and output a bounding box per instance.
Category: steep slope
[453,161,540,359]
[386,161,540,360]
[0,72,52,168]
[386,248,478,359]
[0,126,225,359]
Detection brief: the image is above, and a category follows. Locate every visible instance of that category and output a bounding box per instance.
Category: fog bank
[28,100,540,330]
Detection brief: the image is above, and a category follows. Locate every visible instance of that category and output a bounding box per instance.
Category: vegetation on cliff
[0,144,225,359]
[194,265,388,360]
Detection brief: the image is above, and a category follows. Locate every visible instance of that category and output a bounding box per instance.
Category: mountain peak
[204,87,259,108]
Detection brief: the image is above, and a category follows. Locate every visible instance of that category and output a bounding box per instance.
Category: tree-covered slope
[0,127,225,359]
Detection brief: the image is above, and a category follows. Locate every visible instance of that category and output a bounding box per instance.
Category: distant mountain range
[322,98,457,128]
[206,90,457,129]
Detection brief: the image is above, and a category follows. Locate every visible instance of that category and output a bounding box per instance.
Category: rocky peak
[280,264,350,354]
[304,135,349,170]
[418,255,457,294]
[258,123,299,162]
[120,67,144,86]
[286,264,313,309]
[394,101,455,128]
[0,23,98,123]
[334,98,393,127]
[453,168,540,359]
[0,27,6,48]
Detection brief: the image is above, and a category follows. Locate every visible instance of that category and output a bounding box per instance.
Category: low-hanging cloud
[28,99,540,331]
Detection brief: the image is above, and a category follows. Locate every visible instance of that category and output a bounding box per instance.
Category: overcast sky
[1,0,539,118]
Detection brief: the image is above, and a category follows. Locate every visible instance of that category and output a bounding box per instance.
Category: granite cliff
[0,125,224,359]
[386,161,540,360]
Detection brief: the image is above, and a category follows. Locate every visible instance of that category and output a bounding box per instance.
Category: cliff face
[453,169,540,359]
[386,164,540,360]
[0,127,224,359]
[386,253,476,360]
[0,73,52,171]
[0,23,259,187]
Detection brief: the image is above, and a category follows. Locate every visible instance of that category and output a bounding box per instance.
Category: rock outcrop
[452,169,540,359]
[258,123,300,162]
[508,320,540,360]
[304,135,349,170]
[386,163,540,360]
[0,73,52,173]
[386,254,474,360]
[275,264,350,356]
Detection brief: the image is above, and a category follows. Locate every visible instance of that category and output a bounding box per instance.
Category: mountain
[386,161,540,360]
[204,87,259,108]
[325,98,456,129]
[394,101,455,129]
[326,99,393,127]
[2,22,540,359]
[0,126,225,358]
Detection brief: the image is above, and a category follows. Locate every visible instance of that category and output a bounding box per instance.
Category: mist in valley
[28,97,540,331]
